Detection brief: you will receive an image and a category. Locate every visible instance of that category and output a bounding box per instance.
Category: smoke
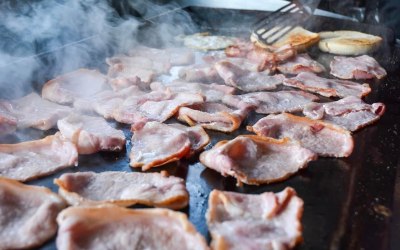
[0,0,195,99]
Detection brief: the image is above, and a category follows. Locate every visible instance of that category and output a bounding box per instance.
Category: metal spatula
[252,0,321,45]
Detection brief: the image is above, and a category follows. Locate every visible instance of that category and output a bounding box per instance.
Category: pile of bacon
[0,40,386,249]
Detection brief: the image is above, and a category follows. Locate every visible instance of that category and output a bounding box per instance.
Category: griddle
[1,6,400,250]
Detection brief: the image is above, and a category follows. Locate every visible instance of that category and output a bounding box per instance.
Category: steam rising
[0,0,195,99]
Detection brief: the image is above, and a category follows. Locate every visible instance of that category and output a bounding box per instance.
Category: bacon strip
[225,42,296,72]
[303,96,385,131]
[0,177,66,250]
[277,53,326,75]
[215,61,286,92]
[199,135,316,185]
[56,206,209,250]
[283,72,371,98]
[0,101,17,136]
[42,69,109,105]
[3,93,72,130]
[207,188,303,250]
[222,90,319,114]
[57,114,125,154]
[177,102,253,133]
[130,122,209,170]
[248,113,354,157]
[150,81,235,102]
[0,133,78,181]
[54,171,189,209]
[330,55,387,80]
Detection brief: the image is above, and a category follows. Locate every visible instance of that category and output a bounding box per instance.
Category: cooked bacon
[112,89,172,125]
[56,206,209,250]
[203,53,265,72]
[225,42,297,72]
[54,171,189,209]
[222,90,319,114]
[177,102,253,132]
[135,92,204,129]
[0,101,17,136]
[303,96,385,131]
[215,61,286,92]
[225,42,252,58]
[169,123,210,155]
[90,85,146,119]
[111,88,203,129]
[206,188,303,250]
[277,53,326,74]
[248,113,354,157]
[283,72,371,98]
[330,55,387,80]
[107,75,147,91]
[7,93,72,130]
[150,81,235,102]
[0,177,66,249]
[178,64,221,83]
[57,114,125,154]
[108,64,155,85]
[130,122,208,170]
[247,44,297,69]
[0,133,78,181]
[199,135,316,185]
[42,69,109,105]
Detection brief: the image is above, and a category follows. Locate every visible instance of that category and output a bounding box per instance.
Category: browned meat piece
[215,61,286,92]
[177,102,254,133]
[54,171,189,209]
[203,53,263,72]
[199,135,316,185]
[225,41,254,58]
[109,46,200,88]
[0,177,66,249]
[134,92,204,130]
[0,133,78,181]
[303,96,385,132]
[222,90,319,114]
[112,89,173,125]
[130,122,208,170]
[283,72,371,98]
[330,55,387,80]
[277,54,326,75]
[108,65,155,85]
[207,188,303,250]
[89,85,146,119]
[107,75,146,91]
[42,69,109,105]
[248,113,354,157]
[178,64,222,83]
[150,81,235,102]
[0,101,17,136]
[247,44,297,70]
[111,89,203,130]
[56,206,209,250]
[57,114,125,154]
[169,123,210,155]
[225,42,297,71]
[7,93,72,130]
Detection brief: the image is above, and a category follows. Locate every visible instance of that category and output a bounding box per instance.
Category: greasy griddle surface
[7,7,400,250]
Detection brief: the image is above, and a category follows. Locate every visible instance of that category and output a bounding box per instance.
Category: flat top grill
[1,5,400,250]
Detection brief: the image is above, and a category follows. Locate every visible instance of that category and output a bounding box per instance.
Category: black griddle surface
[2,6,400,250]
